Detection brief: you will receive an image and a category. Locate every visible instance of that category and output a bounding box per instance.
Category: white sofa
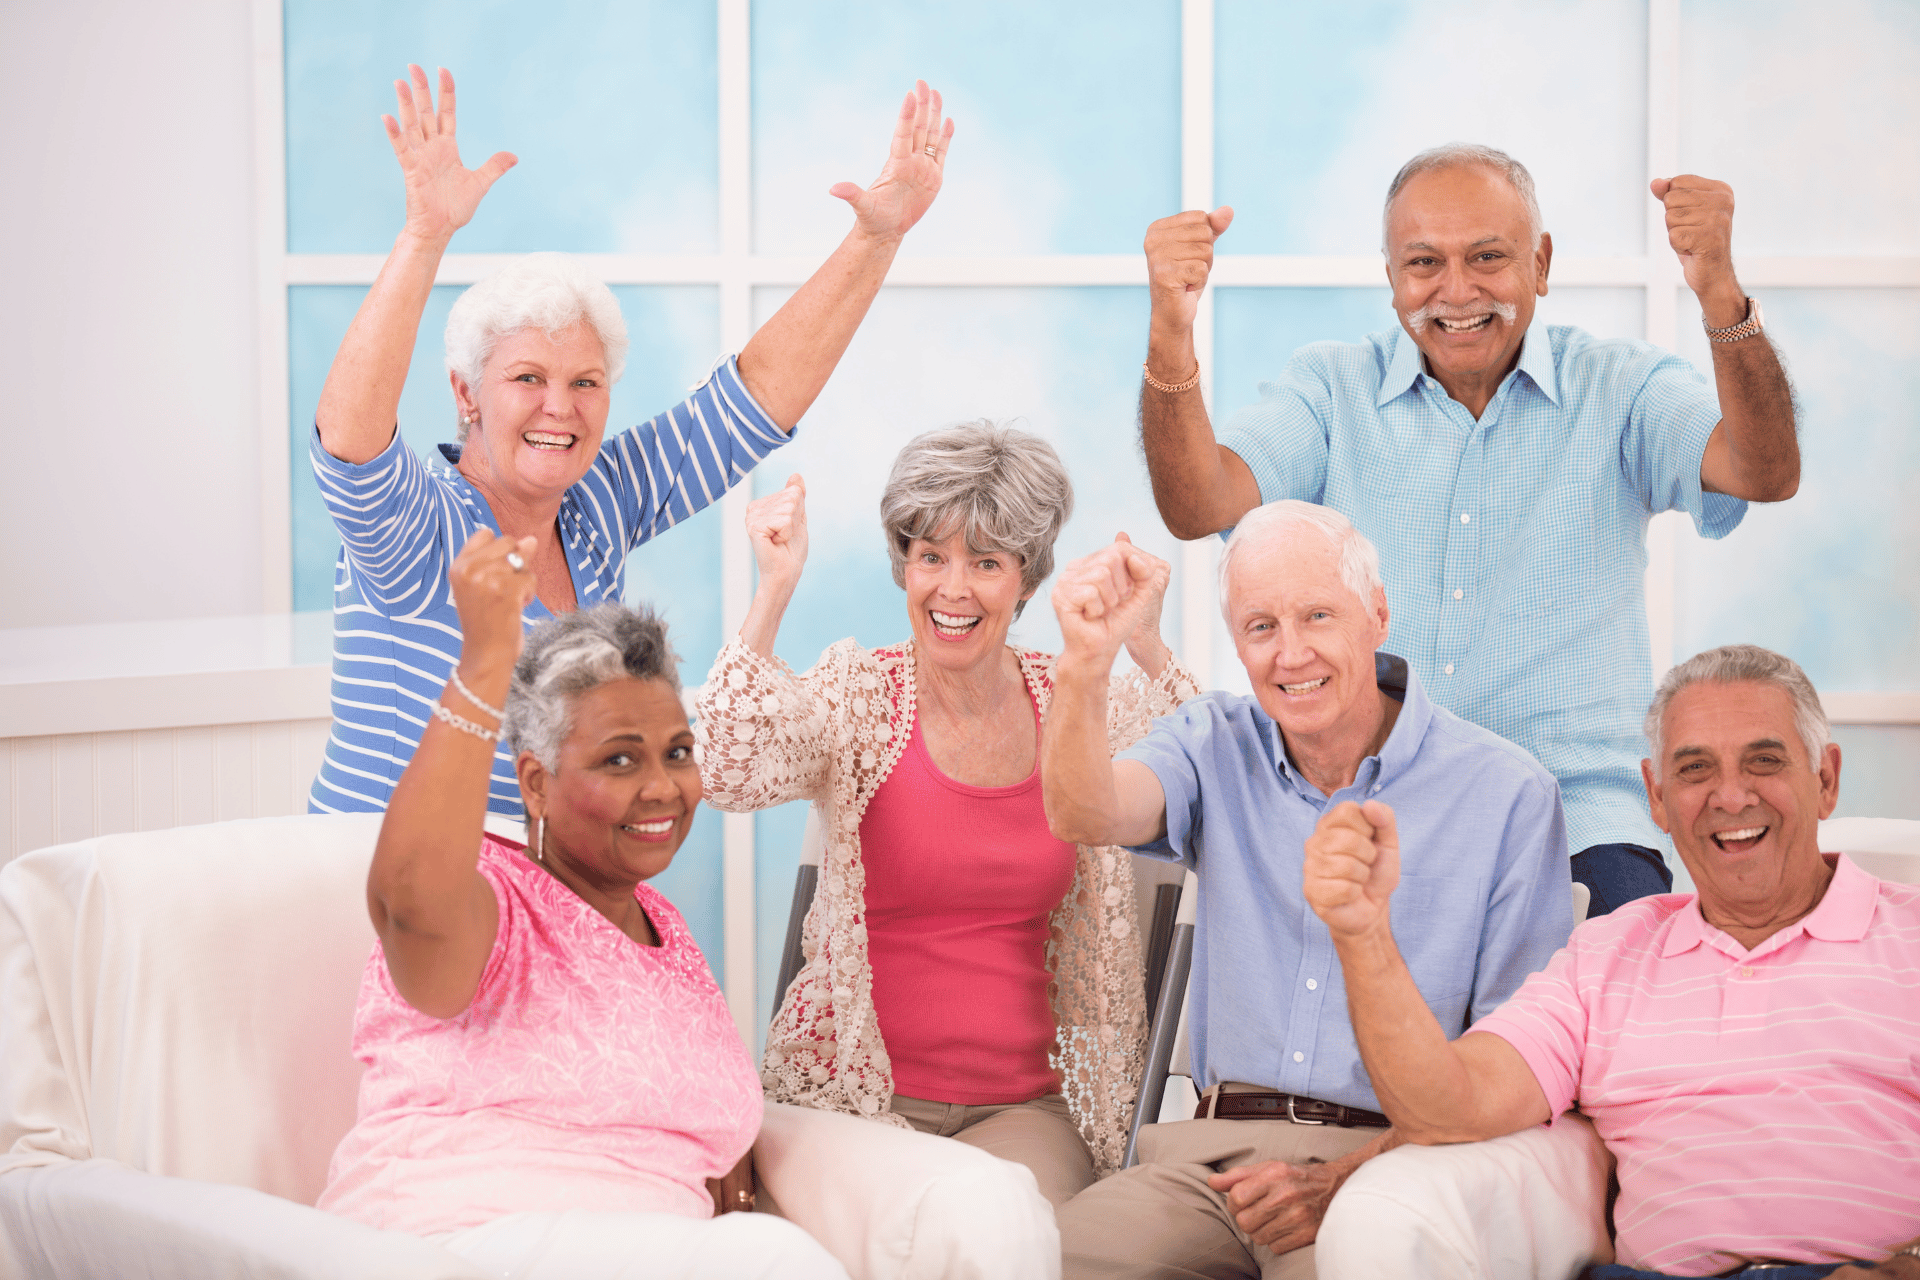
[1316,817,1920,1280]
[0,814,1057,1280]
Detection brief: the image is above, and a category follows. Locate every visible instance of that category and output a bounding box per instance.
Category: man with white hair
[1137,145,1801,917]
[1041,500,1573,1279]
[1303,644,1920,1277]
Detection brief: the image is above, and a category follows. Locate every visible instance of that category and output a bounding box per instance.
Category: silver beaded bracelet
[448,667,506,721]
[430,698,505,743]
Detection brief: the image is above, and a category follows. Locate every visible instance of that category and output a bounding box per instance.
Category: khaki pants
[1058,1113,1380,1279]
[889,1093,1096,1208]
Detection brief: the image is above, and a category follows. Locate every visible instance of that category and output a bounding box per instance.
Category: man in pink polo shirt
[1301,643,1919,1278]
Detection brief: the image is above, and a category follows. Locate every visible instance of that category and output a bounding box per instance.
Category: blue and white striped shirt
[1219,324,1744,855]
[307,356,787,817]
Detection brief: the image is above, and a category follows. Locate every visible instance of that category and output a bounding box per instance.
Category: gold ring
[924,144,937,158]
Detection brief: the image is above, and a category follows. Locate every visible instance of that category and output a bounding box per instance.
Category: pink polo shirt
[1472,854,1920,1275]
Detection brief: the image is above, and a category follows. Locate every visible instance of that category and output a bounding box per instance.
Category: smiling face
[452,320,612,506]
[517,676,700,892]
[903,530,1032,676]
[1642,680,1841,920]
[1384,163,1551,407]
[1226,527,1391,752]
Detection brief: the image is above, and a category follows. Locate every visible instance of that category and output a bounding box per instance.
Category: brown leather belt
[1196,1091,1390,1128]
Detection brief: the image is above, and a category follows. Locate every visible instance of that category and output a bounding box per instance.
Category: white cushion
[1820,817,1920,884]
[0,813,384,1202]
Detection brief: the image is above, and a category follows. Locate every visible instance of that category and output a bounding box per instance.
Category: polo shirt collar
[1268,651,1429,797]
[1662,852,1875,957]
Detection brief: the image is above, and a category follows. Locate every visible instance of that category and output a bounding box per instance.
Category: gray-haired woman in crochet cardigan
[698,422,1200,1205]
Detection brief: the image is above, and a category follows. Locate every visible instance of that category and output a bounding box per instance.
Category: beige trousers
[1057,1115,1380,1280]
[889,1092,1096,1208]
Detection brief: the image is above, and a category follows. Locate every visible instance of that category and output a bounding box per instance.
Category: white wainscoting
[1,720,331,867]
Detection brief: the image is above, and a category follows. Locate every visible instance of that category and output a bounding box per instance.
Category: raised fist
[1051,533,1171,667]
[1145,207,1235,334]
[745,474,808,593]
[1650,175,1736,301]
[1302,799,1401,940]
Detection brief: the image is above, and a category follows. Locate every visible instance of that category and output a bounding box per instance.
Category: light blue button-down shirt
[1219,325,1744,855]
[1121,653,1572,1112]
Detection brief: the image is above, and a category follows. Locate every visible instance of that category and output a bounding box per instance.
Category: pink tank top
[858,697,1078,1105]
[319,835,760,1236]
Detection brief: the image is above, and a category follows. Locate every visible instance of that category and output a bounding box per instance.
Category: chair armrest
[755,1101,1059,1280]
[1317,1114,1614,1280]
[0,1158,488,1280]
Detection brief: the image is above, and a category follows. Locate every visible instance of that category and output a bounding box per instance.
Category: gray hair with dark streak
[880,420,1074,619]
[1643,644,1829,779]
[503,603,680,772]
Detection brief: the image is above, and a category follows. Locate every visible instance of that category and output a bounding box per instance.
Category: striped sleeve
[1467,940,1589,1118]
[310,426,465,616]
[586,355,790,552]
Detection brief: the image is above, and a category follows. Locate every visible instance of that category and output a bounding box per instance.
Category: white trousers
[437,1208,850,1280]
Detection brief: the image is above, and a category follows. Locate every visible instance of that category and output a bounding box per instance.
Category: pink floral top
[319,835,760,1237]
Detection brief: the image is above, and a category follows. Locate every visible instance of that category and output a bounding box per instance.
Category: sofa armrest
[1316,1114,1614,1280]
[755,1101,1059,1280]
[0,1158,488,1280]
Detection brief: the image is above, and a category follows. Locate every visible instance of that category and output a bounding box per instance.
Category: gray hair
[1643,644,1830,779]
[444,252,630,443]
[880,421,1074,619]
[1218,500,1383,620]
[1382,143,1544,251]
[502,602,680,773]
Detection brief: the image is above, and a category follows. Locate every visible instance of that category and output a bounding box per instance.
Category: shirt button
[1741,966,1754,977]
[1292,1051,1305,1063]
[1444,663,1455,675]
[1460,513,1471,524]
[1306,979,1318,990]
[1453,588,1464,600]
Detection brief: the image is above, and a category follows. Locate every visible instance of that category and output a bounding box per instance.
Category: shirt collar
[1513,324,1560,405]
[1661,852,1876,957]
[1265,651,1429,796]
[1375,324,1557,408]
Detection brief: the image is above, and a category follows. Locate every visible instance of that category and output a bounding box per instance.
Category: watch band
[1703,296,1765,343]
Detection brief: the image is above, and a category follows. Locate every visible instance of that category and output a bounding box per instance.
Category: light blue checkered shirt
[1219,324,1744,855]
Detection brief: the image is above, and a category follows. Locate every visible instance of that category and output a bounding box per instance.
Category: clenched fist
[1051,534,1171,669]
[1650,175,1742,315]
[1145,206,1235,335]
[1303,799,1401,940]
[448,529,538,667]
[745,473,808,594]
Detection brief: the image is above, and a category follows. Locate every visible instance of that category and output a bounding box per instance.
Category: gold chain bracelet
[1142,361,1202,394]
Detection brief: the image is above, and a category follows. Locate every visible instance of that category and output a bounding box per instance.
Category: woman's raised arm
[316,66,516,465]
[739,474,809,658]
[735,81,954,429]
[368,528,535,1018]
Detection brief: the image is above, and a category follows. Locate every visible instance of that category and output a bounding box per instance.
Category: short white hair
[1644,644,1830,780]
[1218,500,1383,619]
[444,252,629,442]
[1382,142,1544,251]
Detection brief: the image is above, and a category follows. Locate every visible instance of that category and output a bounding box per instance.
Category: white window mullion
[1644,0,1683,680]
[1179,0,1218,691]
[717,0,757,1042]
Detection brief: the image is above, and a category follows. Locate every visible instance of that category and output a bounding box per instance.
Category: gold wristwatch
[1703,296,1765,343]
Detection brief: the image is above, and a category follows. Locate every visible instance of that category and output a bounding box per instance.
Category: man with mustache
[1138,146,1800,916]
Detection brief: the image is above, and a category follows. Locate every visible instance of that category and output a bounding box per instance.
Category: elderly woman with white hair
[698,423,1200,1205]
[308,65,954,815]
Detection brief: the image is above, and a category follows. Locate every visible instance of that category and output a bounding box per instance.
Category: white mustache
[1406,300,1518,331]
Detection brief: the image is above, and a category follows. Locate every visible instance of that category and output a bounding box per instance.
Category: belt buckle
[1285,1096,1326,1126]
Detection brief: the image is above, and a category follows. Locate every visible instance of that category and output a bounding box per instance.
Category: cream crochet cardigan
[697,634,1198,1176]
